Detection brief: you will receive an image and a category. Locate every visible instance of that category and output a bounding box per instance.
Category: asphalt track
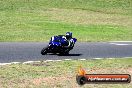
[0,42,132,63]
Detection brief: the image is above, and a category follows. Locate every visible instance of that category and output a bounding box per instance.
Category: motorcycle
[41,35,77,55]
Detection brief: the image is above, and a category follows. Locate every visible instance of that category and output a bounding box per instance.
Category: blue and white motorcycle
[41,35,77,55]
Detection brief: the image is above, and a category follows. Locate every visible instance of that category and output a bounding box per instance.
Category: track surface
[0,42,132,63]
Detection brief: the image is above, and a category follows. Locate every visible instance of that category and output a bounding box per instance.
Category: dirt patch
[32,67,132,87]
[32,75,82,88]
[31,63,51,67]
[0,80,3,88]
[127,68,132,74]
[32,76,67,85]
[88,67,132,74]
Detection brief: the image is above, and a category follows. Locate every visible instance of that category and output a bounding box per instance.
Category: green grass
[0,0,132,42]
[0,58,132,88]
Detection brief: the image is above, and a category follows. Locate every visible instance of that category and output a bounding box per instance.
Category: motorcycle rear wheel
[59,51,69,55]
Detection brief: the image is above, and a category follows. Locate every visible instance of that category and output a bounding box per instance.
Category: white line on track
[44,60,54,62]
[0,57,132,66]
[93,58,102,59]
[64,59,72,61]
[109,43,132,46]
[11,62,21,64]
[79,59,86,60]
[115,44,131,46]
[23,61,40,64]
[0,63,12,65]
[123,57,132,59]
[109,41,132,42]
[55,60,62,62]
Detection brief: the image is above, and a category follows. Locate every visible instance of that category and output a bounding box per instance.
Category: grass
[0,0,132,42]
[0,58,132,88]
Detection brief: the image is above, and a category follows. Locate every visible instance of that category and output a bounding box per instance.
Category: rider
[62,32,74,49]
[51,32,74,49]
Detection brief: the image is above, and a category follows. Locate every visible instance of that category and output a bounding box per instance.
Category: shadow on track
[58,54,82,56]
[46,53,82,56]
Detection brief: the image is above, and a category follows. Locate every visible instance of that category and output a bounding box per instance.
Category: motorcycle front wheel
[41,46,49,55]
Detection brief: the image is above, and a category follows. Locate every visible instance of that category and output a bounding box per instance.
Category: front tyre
[41,46,49,55]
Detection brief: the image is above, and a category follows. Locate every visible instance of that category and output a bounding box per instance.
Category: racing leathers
[51,35,74,49]
[62,35,74,49]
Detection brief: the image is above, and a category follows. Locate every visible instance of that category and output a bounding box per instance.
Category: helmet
[66,32,72,39]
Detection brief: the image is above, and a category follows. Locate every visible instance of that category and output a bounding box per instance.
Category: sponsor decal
[76,66,131,85]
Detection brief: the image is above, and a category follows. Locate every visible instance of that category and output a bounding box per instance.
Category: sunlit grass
[0,0,132,42]
[0,58,132,87]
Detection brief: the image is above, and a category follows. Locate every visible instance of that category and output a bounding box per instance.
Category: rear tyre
[65,51,69,55]
[41,46,49,55]
[59,51,69,56]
